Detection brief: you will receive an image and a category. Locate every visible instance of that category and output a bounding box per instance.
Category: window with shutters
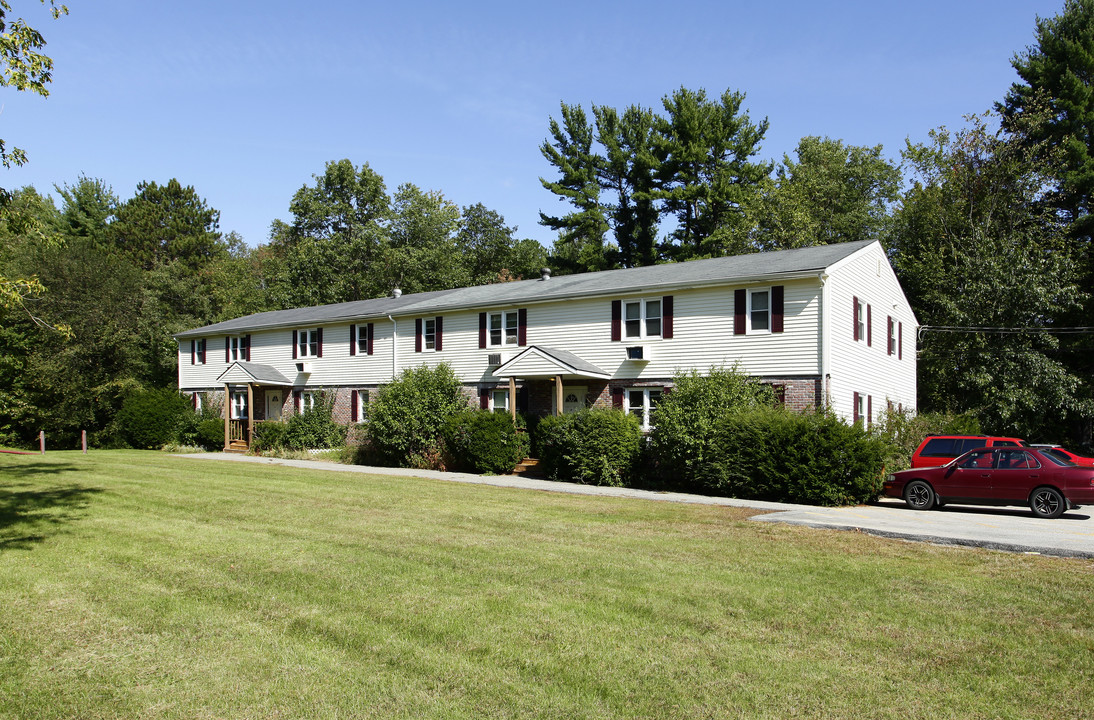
[227,336,245,361]
[856,299,866,342]
[356,390,369,421]
[748,289,770,333]
[423,318,437,351]
[230,391,248,420]
[488,311,519,347]
[626,387,663,430]
[299,391,316,414]
[297,329,320,357]
[624,299,661,339]
[491,389,509,413]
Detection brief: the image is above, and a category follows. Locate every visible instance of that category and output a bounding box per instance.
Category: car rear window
[1041,449,1075,467]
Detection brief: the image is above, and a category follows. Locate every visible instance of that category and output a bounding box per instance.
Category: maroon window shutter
[479,312,487,349]
[853,392,860,424]
[351,390,359,422]
[244,335,251,361]
[866,305,872,347]
[415,319,423,352]
[853,297,859,341]
[734,289,746,335]
[292,331,298,360]
[480,389,489,410]
[316,328,323,357]
[612,387,624,409]
[772,286,784,333]
[367,323,374,355]
[518,308,528,346]
[662,296,674,339]
[887,317,893,356]
[611,300,622,342]
[350,325,357,356]
[435,317,443,351]
[868,395,873,426]
[191,340,196,365]
[225,336,230,363]
[293,390,301,413]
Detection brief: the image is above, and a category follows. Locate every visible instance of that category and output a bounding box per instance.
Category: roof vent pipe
[392,287,402,298]
[540,267,551,281]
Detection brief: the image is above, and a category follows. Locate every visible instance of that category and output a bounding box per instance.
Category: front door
[562,386,586,414]
[266,390,282,421]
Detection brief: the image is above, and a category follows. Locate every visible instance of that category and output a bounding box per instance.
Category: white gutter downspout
[387,315,398,382]
[818,272,830,409]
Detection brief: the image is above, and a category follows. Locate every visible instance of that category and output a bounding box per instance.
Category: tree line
[1,0,1093,448]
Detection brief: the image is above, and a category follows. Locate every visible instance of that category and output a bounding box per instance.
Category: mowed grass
[1,452,1092,719]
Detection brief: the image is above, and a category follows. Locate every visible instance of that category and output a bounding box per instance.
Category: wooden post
[224,383,230,451]
[81,430,87,454]
[246,383,254,449]
[39,431,45,455]
[509,377,516,422]
[554,375,563,417]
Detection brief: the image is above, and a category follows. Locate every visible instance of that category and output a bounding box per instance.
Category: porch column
[223,383,230,451]
[509,377,516,422]
[246,383,254,448]
[554,375,563,417]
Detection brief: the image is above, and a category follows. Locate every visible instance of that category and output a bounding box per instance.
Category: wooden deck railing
[228,419,247,443]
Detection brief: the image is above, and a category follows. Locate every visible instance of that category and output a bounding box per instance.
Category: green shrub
[698,407,887,505]
[252,421,289,452]
[443,410,527,474]
[535,409,642,487]
[114,388,192,449]
[872,408,983,472]
[197,419,225,450]
[363,364,467,468]
[282,391,346,450]
[648,366,775,487]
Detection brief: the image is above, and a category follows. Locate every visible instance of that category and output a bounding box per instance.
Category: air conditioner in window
[626,346,648,361]
[296,362,313,373]
[487,353,503,366]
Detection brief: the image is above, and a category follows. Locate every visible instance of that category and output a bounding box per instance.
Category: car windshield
[1040,449,1075,467]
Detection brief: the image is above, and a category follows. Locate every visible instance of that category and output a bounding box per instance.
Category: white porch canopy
[492,346,609,417]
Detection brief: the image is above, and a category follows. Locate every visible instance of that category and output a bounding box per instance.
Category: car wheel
[1029,487,1066,519]
[904,480,935,511]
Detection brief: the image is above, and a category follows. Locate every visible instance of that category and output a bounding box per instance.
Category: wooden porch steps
[225,440,249,454]
[511,457,543,478]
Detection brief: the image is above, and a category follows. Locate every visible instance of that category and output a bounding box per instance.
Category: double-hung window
[230,391,248,420]
[228,336,244,361]
[423,318,437,351]
[624,299,661,339]
[488,311,519,347]
[626,388,663,431]
[300,391,316,414]
[491,389,509,413]
[748,289,770,333]
[297,329,320,358]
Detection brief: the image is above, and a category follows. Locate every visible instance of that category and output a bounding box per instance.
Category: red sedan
[883,446,1094,519]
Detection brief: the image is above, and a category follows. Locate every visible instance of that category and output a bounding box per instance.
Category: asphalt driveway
[175,453,1094,559]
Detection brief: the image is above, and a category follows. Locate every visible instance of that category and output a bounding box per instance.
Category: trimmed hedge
[442,410,528,474]
[115,388,192,449]
[535,409,642,487]
[697,407,887,505]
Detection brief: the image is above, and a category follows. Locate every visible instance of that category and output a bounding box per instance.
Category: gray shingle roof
[176,240,874,339]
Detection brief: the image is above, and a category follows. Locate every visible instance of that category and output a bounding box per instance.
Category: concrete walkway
[173,453,1094,559]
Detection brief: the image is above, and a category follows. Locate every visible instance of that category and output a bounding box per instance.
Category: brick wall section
[760,377,823,411]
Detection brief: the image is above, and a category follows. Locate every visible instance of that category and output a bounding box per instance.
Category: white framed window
[491,389,509,413]
[748,289,770,333]
[298,329,320,358]
[488,311,519,347]
[228,336,244,361]
[300,391,316,414]
[856,393,866,426]
[624,299,661,339]
[193,392,203,413]
[856,299,867,343]
[356,390,369,420]
[888,318,897,356]
[626,387,663,430]
[230,391,248,420]
[423,318,437,351]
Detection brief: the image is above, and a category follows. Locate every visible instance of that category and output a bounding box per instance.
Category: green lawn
[1,451,1092,719]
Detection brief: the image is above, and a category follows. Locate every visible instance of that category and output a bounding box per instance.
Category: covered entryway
[492,346,611,419]
[216,362,292,452]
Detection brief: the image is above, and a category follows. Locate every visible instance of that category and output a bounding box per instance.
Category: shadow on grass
[0,464,103,550]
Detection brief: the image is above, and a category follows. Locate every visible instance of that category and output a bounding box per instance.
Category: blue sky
[1,0,1064,248]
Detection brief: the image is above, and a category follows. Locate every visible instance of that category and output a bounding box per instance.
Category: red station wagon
[910,435,1027,468]
[884,446,1094,519]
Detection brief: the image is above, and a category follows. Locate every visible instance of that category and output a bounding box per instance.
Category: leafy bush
[114,387,192,449]
[363,364,467,468]
[197,419,225,450]
[535,409,643,487]
[648,366,775,487]
[442,410,528,474]
[282,391,346,450]
[697,407,888,505]
[252,421,289,452]
[872,408,983,472]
